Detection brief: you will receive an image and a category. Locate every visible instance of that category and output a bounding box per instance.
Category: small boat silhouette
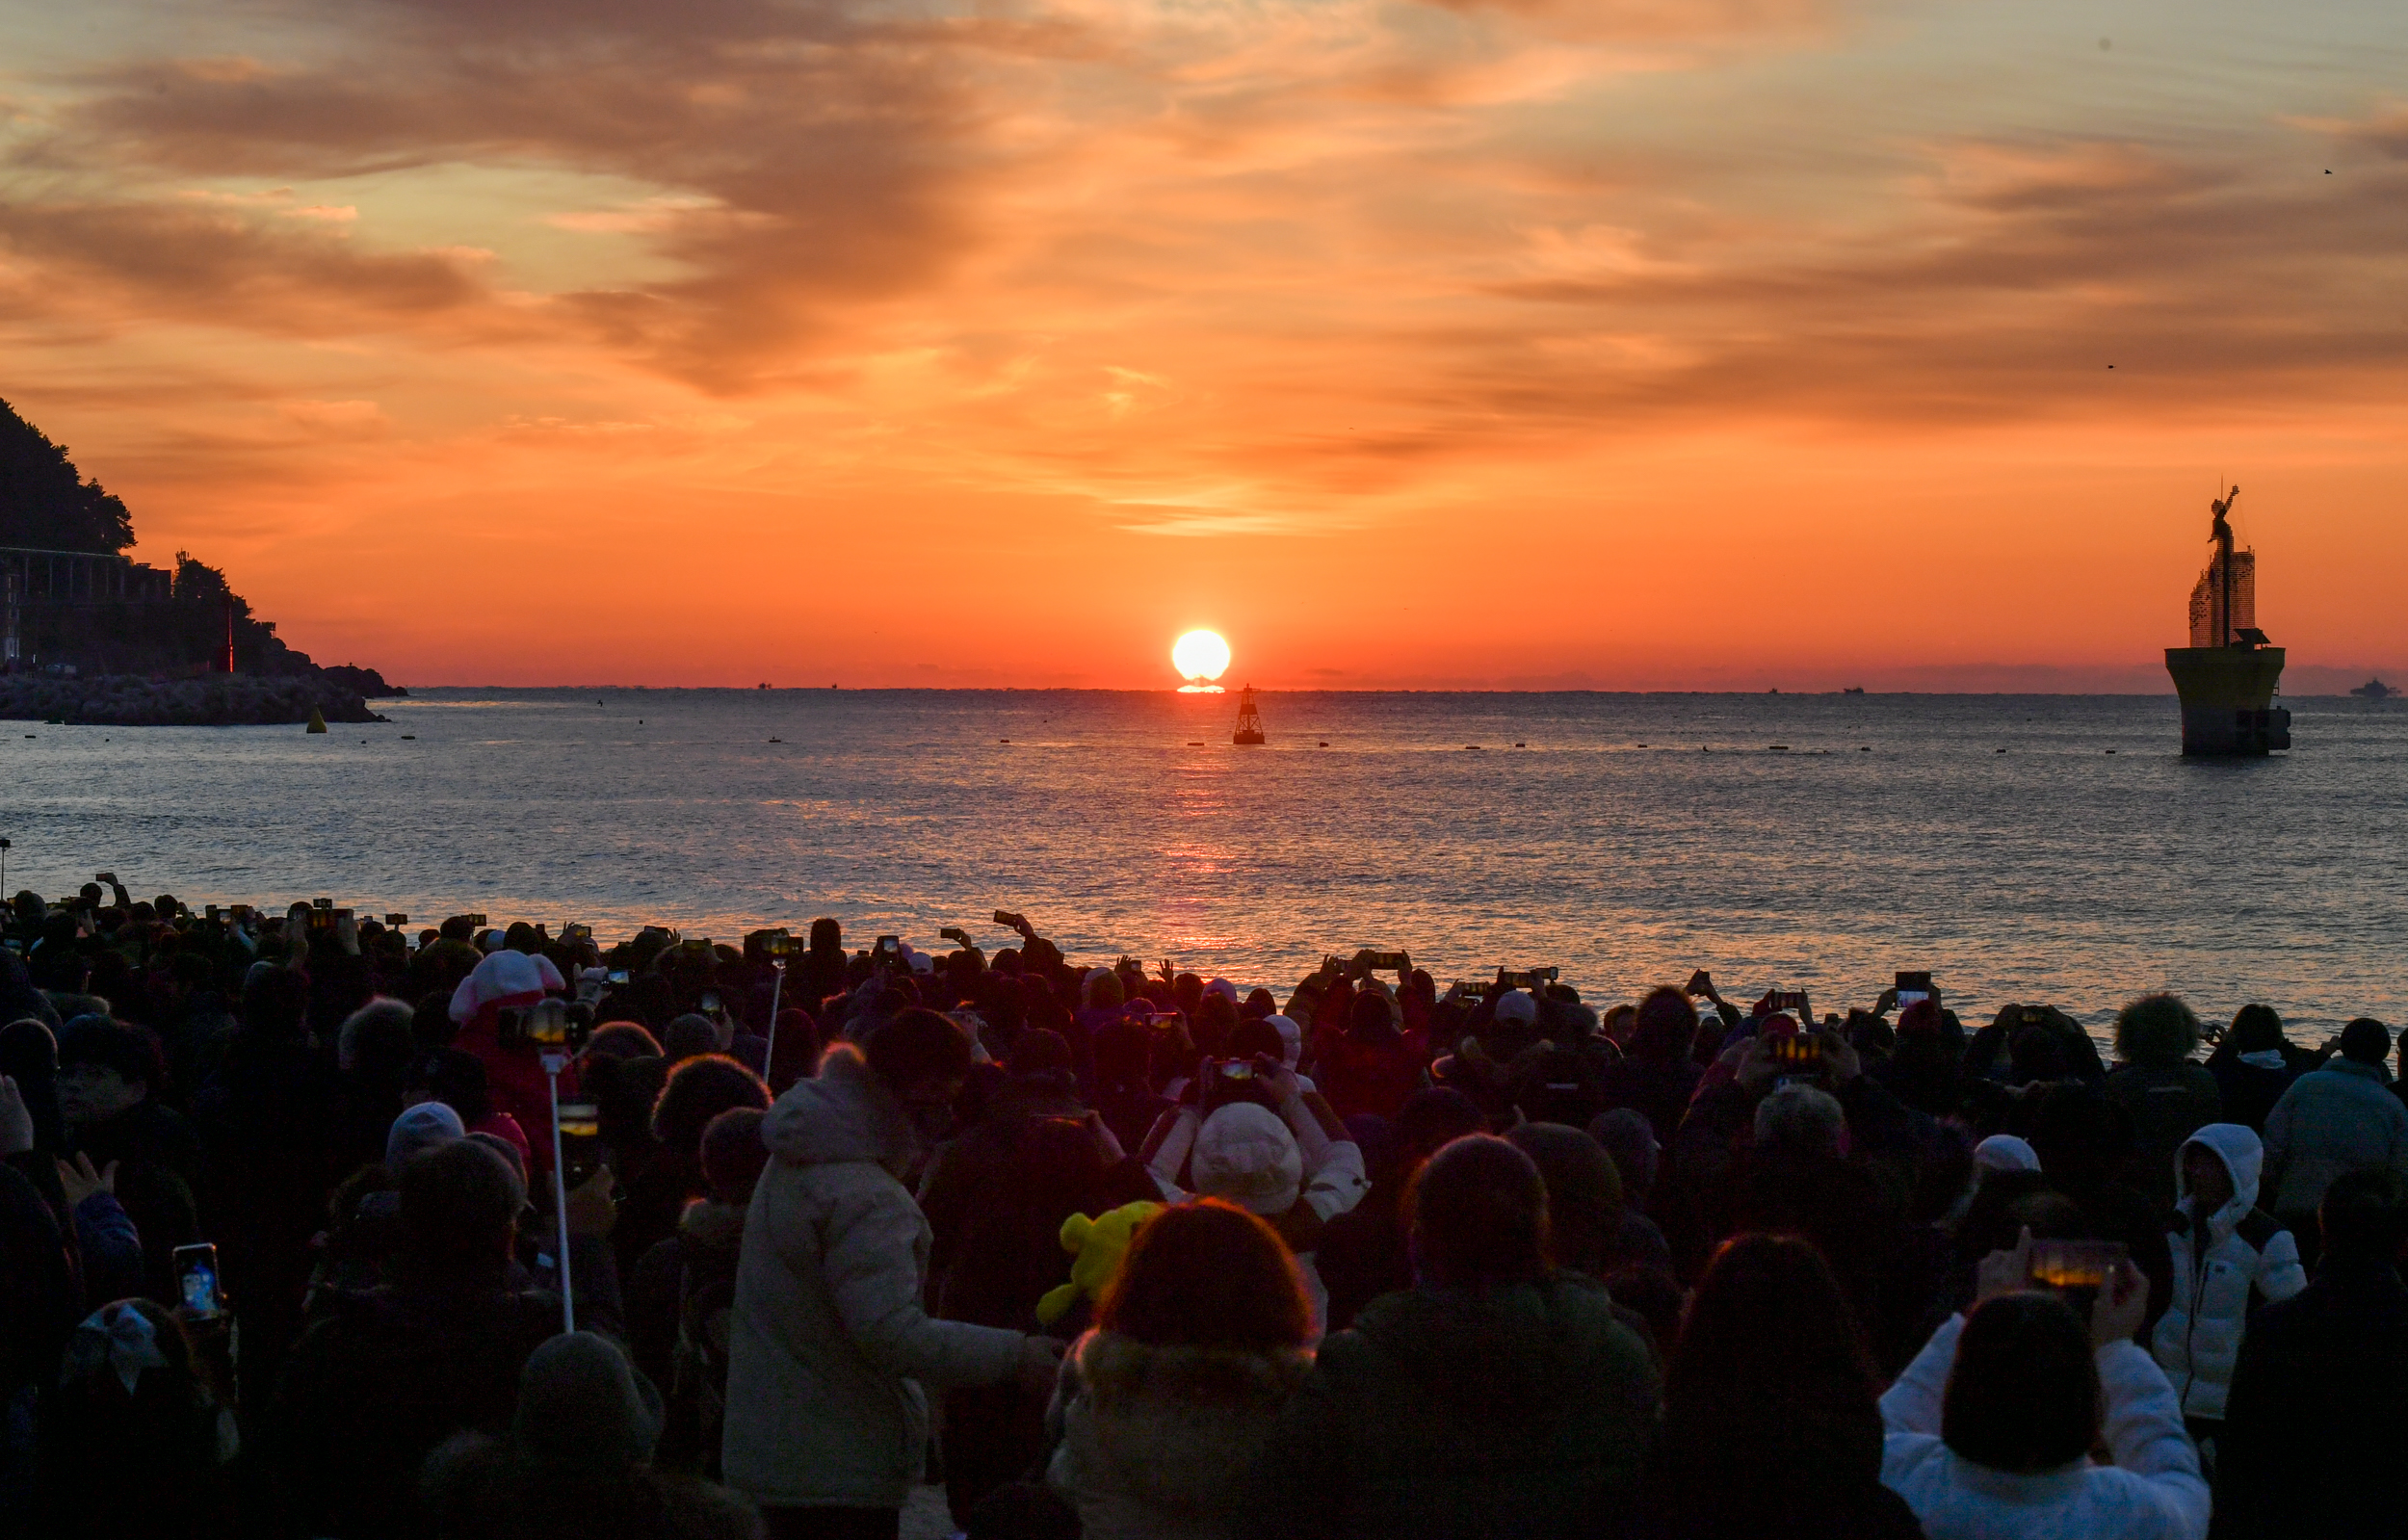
[2351,678,2395,699]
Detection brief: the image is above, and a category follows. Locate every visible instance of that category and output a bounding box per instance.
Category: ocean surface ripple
[7,688,2401,1043]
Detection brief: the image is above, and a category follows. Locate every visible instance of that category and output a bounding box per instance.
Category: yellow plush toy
[1035,1200,1164,1327]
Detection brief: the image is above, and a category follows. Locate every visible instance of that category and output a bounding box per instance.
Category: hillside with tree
[0,398,398,721]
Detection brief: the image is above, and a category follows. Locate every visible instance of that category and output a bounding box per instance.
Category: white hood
[760,1043,917,1170]
[2176,1121,2263,1215]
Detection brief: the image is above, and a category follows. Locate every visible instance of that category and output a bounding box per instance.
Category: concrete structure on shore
[2165,487,2289,756]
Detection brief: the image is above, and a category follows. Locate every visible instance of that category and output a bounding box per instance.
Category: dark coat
[268,1278,584,1540]
[2207,1047,2305,1135]
[2212,1260,2408,1539]
[65,1098,201,1305]
[1249,1276,1658,1540]
[625,1198,746,1475]
[1311,1183,1411,1334]
[2106,1061,2222,1208]
[421,1433,760,1540]
[1636,1396,1924,1540]
[193,1034,349,1388]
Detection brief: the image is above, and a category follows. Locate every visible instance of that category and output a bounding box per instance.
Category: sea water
[5,688,2403,1042]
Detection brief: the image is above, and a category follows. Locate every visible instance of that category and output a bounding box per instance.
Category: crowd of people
[3,878,2406,1540]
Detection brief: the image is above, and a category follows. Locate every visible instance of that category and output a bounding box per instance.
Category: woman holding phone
[1879,1232,2209,1540]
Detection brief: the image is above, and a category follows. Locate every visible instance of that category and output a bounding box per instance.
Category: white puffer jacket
[2149,1122,2307,1420]
[722,1046,1025,1508]
[1881,1316,2209,1540]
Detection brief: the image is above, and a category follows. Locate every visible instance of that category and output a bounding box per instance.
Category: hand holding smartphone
[172,1243,223,1318]
[1894,970,1933,1014]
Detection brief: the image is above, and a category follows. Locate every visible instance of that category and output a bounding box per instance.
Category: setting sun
[1172,629,1231,687]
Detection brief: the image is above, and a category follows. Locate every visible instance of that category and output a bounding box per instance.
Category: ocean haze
[8,688,2401,1044]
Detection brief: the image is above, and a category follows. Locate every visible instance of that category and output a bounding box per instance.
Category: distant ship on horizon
[2352,678,2395,699]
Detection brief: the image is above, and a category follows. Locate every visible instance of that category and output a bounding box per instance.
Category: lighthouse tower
[2164,487,2289,755]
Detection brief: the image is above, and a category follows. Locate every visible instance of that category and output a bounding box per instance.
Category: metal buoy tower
[2164,486,2289,755]
[1232,684,1266,744]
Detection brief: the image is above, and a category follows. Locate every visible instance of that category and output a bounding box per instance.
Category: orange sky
[1,0,2403,689]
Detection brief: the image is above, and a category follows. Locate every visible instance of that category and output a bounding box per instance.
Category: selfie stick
[762,959,786,1084]
[539,1049,576,1334]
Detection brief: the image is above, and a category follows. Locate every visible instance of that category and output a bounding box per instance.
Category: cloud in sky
[0,0,2403,686]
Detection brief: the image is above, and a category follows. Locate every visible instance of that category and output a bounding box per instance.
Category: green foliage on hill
[0,399,135,553]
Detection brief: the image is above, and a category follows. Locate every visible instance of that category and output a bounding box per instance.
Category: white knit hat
[1190,1103,1302,1216]
[1264,1014,1303,1069]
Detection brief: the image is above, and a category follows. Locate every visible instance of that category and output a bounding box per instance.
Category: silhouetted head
[1754,1083,1846,1161]
[1943,1292,2099,1473]
[55,1019,165,1130]
[1587,1108,1661,1206]
[398,1137,524,1284]
[242,965,311,1045]
[405,1046,496,1128]
[584,1022,663,1062]
[2318,1168,2408,1269]
[1504,1123,1621,1276]
[1225,1016,1285,1065]
[699,1107,770,1205]
[338,998,417,1083]
[1631,986,1699,1062]
[650,1054,769,1161]
[864,1008,974,1138]
[1091,1016,1153,1092]
[1668,1235,1877,1418]
[1099,1200,1312,1350]
[2026,1081,2130,1186]
[1008,1028,1075,1080]
[2228,1004,2285,1056]
[660,1014,720,1061]
[2113,994,2199,1066]
[1394,1087,1486,1163]
[1348,987,1400,1045]
[1408,1135,1552,1290]
[2339,1017,2393,1066]
[1192,991,1241,1057]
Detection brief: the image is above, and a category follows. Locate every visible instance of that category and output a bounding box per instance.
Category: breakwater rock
[0,673,390,726]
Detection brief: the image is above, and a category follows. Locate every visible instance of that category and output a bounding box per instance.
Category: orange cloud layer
[0,0,2402,687]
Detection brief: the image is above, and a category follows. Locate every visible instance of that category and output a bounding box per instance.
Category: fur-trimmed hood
[1055,1330,1312,1517]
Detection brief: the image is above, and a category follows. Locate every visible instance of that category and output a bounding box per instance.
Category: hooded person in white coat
[721,1008,1062,1539]
[1880,1234,2209,1540]
[2149,1123,2306,1430]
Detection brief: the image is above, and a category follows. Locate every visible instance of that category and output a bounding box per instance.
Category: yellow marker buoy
[306,708,328,734]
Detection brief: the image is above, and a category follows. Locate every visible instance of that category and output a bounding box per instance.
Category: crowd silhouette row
[3,883,2404,1540]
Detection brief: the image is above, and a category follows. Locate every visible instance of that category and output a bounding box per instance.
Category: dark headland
[0,399,399,725]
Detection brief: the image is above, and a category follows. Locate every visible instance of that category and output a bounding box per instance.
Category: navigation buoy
[1233,685,1267,745]
[305,708,328,734]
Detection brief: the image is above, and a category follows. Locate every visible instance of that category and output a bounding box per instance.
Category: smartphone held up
[172,1243,223,1318]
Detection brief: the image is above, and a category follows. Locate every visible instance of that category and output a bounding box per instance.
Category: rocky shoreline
[0,672,390,726]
